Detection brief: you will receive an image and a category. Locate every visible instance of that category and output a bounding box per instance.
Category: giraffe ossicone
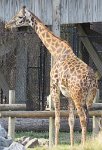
[5,6,98,146]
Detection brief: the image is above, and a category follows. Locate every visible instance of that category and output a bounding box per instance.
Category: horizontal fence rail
[0,103,102,111]
[0,104,26,111]
[0,100,102,146]
[0,110,102,118]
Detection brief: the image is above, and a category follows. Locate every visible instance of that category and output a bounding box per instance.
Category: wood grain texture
[0,110,102,118]
[0,0,102,25]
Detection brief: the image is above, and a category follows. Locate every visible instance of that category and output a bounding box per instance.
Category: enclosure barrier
[0,105,102,146]
[0,90,102,146]
[0,103,102,111]
[0,110,102,118]
[0,104,26,111]
[8,90,15,140]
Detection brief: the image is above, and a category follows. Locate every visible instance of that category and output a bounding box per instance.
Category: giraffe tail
[85,86,98,127]
[83,104,89,128]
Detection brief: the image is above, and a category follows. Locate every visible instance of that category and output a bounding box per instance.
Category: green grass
[16,131,48,139]
[27,139,102,150]
[15,131,92,144]
[15,131,102,150]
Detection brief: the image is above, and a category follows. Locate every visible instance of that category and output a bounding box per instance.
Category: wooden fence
[0,90,102,146]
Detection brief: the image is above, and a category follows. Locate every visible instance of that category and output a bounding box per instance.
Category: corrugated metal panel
[0,0,102,25]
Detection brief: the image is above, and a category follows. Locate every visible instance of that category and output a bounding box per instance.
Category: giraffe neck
[30,14,73,57]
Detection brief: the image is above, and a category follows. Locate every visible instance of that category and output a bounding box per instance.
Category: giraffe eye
[19,16,22,19]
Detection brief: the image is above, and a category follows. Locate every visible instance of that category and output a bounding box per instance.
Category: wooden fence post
[48,95,54,148]
[93,89,100,137]
[49,0,61,148]
[8,90,15,139]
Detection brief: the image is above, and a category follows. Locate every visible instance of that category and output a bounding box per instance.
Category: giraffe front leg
[54,101,60,145]
[50,83,60,146]
[68,100,75,146]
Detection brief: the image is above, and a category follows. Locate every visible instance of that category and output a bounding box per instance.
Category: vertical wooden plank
[31,0,34,10]
[70,0,77,23]
[1,0,4,21]
[28,0,34,12]
[92,0,98,22]
[61,0,68,24]
[41,0,46,24]
[52,0,60,39]
[46,0,52,25]
[8,90,15,140]
[15,0,20,13]
[51,0,61,64]
[49,0,61,148]
[97,0,102,22]
[83,0,88,22]
[34,0,41,21]
[87,0,93,22]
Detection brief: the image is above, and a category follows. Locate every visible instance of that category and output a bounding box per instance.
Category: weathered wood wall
[0,0,102,25]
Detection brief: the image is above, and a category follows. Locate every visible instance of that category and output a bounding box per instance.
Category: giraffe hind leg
[83,83,98,128]
[50,81,60,145]
[74,102,87,145]
[83,104,89,128]
[68,99,75,146]
[86,87,98,109]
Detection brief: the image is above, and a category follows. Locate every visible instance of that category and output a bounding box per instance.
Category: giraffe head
[5,6,37,29]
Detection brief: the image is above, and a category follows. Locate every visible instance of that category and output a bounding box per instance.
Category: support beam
[78,24,102,77]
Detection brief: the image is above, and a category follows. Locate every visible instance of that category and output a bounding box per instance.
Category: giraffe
[5,6,98,146]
